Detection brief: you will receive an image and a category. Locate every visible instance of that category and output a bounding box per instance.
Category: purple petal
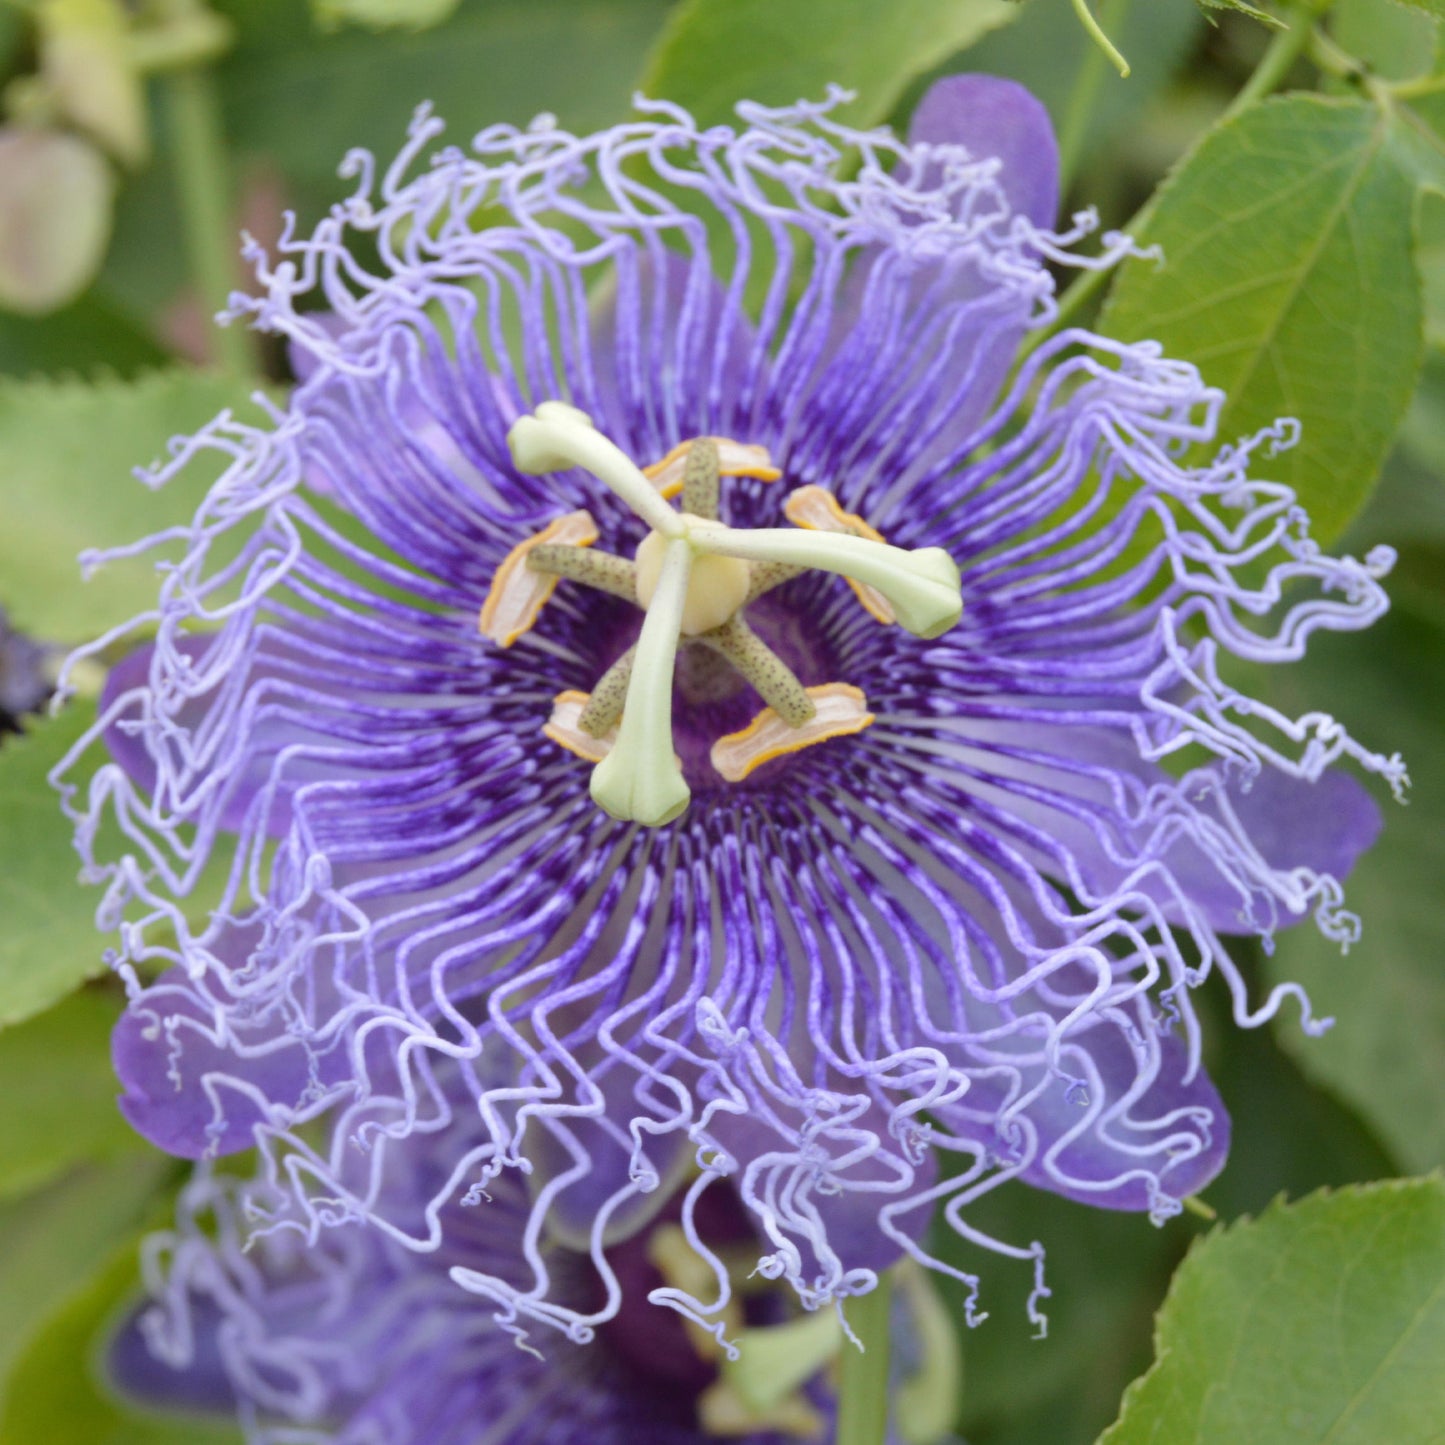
[709,1100,938,1276]
[947,715,1382,937]
[1012,1023,1231,1211]
[587,245,759,456]
[101,633,397,841]
[805,76,1061,485]
[113,965,342,1159]
[909,74,1060,228]
[1224,764,1382,887]
[285,310,351,384]
[106,1299,238,1417]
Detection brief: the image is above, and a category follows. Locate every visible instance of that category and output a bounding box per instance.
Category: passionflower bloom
[62,76,1401,1336]
[109,1070,878,1445]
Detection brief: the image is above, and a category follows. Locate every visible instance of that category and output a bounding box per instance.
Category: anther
[479,509,599,647]
[784,486,896,625]
[711,684,874,782]
[643,436,781,500]
[543,691,617,763]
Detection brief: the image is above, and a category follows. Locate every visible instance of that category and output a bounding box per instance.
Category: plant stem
[164,65,257,377]
[838,1277,892,1445]
[1058,0,1132,193]
[1025,2,1316,354]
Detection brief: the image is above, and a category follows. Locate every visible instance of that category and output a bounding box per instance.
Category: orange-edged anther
[644,438,781,499]
[543,690,617,763]
[782,486,895,625]
[710,683,873,782]
[479,510,599,647]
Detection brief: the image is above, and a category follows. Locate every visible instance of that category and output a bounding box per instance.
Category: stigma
[483,403,963,827]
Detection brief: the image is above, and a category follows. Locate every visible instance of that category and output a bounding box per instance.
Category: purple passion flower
[110,1070,866,1445]
[61,77,1400,1335]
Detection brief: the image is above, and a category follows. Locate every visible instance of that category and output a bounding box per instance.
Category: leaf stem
[1025,2,1316,354]
[1058,0,1132,191]
[1067,0,1130,80]
[838,1278,892,1445]
[163,66,258,377]
[1390,73,1445,103]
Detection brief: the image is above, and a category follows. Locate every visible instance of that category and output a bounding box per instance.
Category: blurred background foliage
[0,0,1442,1441]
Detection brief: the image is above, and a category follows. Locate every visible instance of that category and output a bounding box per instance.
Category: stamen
[689,525,962,640]
[478,509,599,647]
[647,1224,745,1363]
[711,683,873,782]
[697,617,815,727]
[711,1310,842,1418]
[642,436,781,500]
[542,691,617,763]
[495,406,966,824]
[893,1259,962,1445]
[744,560,807,603]
[528,544,638,603]
[508,402,684,540]
[784,486,896,626]
[579,645,636,737]
[683,438,721,520]
[589,536,693,825]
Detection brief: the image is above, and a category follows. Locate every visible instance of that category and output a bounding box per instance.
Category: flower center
[482,402,964,826]
[635,524,751,636]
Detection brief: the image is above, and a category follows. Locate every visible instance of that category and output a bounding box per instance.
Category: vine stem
[838,1276,893,1445]
[1023,2,1317,355]
[1058,0,1133,193]
[164,65,259,377]
[1068,0,1130,79]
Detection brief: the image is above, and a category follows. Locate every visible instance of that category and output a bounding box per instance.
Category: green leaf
[220,0,676,205]
[0,370,259,643]
[0,294,168,380]
[1100,96,1424,546]
[0,987,144,1202]
[0,702,112,1030]
[1393,0,1445,18]
[1261,547,1445,1175]
[641,0,1023,132]
[1099,1178,1445,1445]
[943,995,1403,1445]
[1339,358,1445,550]
[0,1154,171,1391]
[0,1236,241,1445]
[1331,0,1438,82]
[0,7,24,69]
[1193,0,1283,25]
